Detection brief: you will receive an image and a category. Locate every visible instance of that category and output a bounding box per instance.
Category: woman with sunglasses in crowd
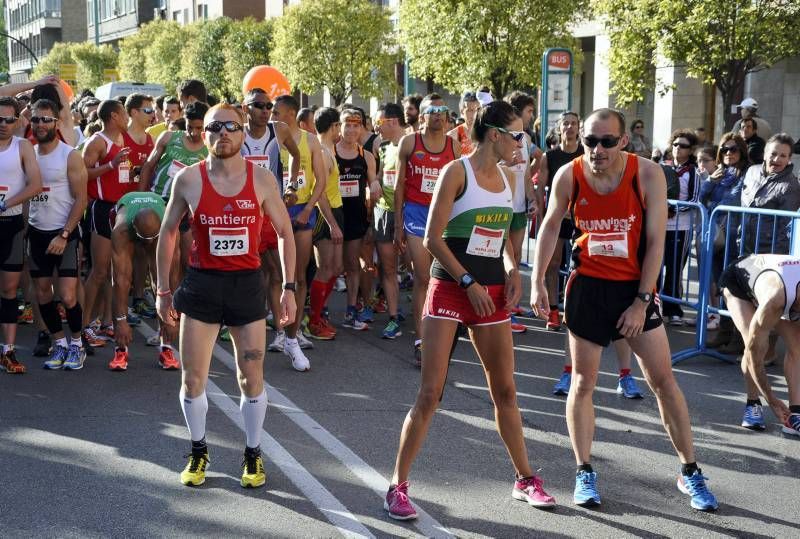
[627,119,651,158]
[383,101,556,521]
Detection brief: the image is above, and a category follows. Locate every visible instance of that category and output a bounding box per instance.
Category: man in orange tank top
[531,108,719,512]
[155,103,297,489]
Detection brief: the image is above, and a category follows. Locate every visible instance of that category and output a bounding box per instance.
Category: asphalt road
[2,284,799,538]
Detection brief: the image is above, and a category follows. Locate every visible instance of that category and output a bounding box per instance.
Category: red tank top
[87,132,135,202]
[569,152,646,281]
[122,131,154,169]
[404,133,456,206]
[456,124,474,156]
[190,160,263,271]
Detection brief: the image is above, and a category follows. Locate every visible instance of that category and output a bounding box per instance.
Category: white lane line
[136,325,374,539]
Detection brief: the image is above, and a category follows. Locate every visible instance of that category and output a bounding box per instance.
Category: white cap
[737,97,758,109]
[476,91,494,106]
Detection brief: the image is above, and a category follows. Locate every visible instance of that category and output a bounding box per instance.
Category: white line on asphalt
[136,325,374,539]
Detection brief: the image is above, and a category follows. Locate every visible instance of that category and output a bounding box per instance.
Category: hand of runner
[283,190,298,207]
[161,320,178,345]
[294,206,311,226]
[530,281,550,319]
[769,397,790,423]
[331,224,344,245]
[156,293,179,327]
[504,269,522,310]
[112,147,132,167]
[369,181,383,203]
[393,227,406,254]
[467,284,495,318]
[279,289,297,328]
[115,319,133,348]
[46,236,67,256]
[616,301,646,338]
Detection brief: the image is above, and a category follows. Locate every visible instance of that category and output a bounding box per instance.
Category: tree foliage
[224,18,273,101]
[118,20,186,91]
[600,0,800,127]
[180,17,231,99]
[272,0,397,105]
[399,0,584,98]
[32,42,117,91]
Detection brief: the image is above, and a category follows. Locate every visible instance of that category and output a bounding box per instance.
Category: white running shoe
[146,334,160,347]
[268,331,285,352]
[296,331,314,350]
[334,276,347,292]
[284,339,310,372]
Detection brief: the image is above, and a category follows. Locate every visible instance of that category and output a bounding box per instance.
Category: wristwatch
[459,273,477,290]
[283,282,297,291]
[636,292,653,303]
[60,229,70,240]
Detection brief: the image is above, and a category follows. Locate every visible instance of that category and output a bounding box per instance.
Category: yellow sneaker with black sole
[180,450,209,486]
[241,450,266,488]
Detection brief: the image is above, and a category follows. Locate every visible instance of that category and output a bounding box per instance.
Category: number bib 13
[421,172,438,194]
[466,225,504,258]
[588,232,628,258]
[209,226,249,257]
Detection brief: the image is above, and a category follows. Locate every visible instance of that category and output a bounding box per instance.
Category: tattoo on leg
[243,349,264,362]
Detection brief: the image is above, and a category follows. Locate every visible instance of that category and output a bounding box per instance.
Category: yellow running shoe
[241,450,266,488]
[180,450,209,486]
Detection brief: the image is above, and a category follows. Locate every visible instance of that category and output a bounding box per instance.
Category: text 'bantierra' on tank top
[404,132,457,207]
[189,160,263,272]
[569,152,647,281]
[431,157,513,286]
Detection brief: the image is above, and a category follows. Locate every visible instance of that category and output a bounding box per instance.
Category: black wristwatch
[283,282,297,291]
[636,292,652,304]
[459,273,477,290]
[60,228,70,240]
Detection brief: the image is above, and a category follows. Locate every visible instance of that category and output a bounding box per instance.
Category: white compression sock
[240,390,268,449]
[179,388,208,442]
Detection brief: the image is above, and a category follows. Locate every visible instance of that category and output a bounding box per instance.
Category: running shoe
[17,303,33,324]
[334,276,347,292]
[781,413,800,436]
[414,342,422,368]
[668,315,685,327]
[44,345,68,370]
[741,403,766,431]
[146,334,160,347]
[180,449,209,486]
[132,298,157,318]
[343,308,369,331]
[512,475,556,508]
[108,349,129,371]
[546,309,561,331]
[158,348,180,370]
[372,297,388,314]
[57,303,67,323]
[510,305,526,316]
[296,331,314,350]
[553,371,571,396]
[268,331,286,352]
[241,449,266,488]
[266,312,276,330]
[0,349,26,374]
[677,470,719,511]
[284,339,311,372]
[126,309,142,326]
[33,331,52,357]
[510,315,527,334]
[99,324,115,340]
[357,306,375,323]
[573,470,601,507]
[384,481,417,520]
[82,327,106,348]
[616,374,644,399]
[308,319,336,340]
[63,344,87,371]
[382,319,402,339]
[219,326,232,342]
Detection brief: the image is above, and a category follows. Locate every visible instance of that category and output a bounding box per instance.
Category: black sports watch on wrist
[283,282,297,291]
[636,292,652,304]
[459,273,477,290]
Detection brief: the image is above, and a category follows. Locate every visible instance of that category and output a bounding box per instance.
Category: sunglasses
[135,229,159,241]
[721,145,739,154]
[634,124,644,129]
[138,107,155,114]
[31,116,57,124]
[672,142,692,149]
[582,135,621,149]
[485,123,525,142]
[204,120,244,133]
[247,101,273,110]
[0,116,18,124]
[424,105,449,115]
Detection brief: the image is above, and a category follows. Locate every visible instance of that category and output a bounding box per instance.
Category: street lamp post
[0,31,39,66]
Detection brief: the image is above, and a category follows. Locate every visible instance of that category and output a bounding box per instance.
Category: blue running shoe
[357,306,374,323]
[616,374,644,399]
[782,413,800,436]
[63,344,87,371]
[574,471,600,507]
[553,371,571,396]
[43,345,68,370]
[741,403,766,431]
[677,470,718,511]
[382,319,402,339]
[126,309,142,326]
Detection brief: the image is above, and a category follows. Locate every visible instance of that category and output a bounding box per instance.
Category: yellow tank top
[322,146,343,209]
[280,129,315,204]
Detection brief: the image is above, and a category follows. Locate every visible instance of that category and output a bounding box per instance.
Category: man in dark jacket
[739,118,765,165]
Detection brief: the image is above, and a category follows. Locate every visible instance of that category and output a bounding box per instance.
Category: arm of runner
[365,149,381,204]
[502,165,522,310]
[530,162,571,318]
[156,169,191,327]
[53,79,77,147]
[0,75,58,97]
[393,134,413,254]
[6,138,42,210]
[139,129,170,192]
[532,153,548,218]
[47,150,88,256]
[276,121,302,193]
[111,209,136,348]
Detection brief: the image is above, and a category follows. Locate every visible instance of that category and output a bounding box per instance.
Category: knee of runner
[490,384,518,410]
[59,290,77,308]
[182,378,206,397]
[572,373,597,397]
[237,373,264,395]
[414,387,442,415]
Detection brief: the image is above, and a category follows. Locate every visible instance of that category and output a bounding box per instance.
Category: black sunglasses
[0,116,18,124]
[582,135,621,149]
[137,107,155,114]
[721,145,739,154]
[204,120,244,133]
[247,102,273,110]
[672,142,692,149]
[31,116,57,124]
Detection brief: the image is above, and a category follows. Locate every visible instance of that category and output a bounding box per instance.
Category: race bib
[118,162,131,183]
[283,171,305,192]
[167,160,186,179]
[245,155,270,170]
[421,172,438,194]
[466,226,504,258]
[339,180,359,198]
[0,185,7,202]
[209,227,249,257]
[588,232,628,258]
[30,186,50,205]
[383,170,397,189]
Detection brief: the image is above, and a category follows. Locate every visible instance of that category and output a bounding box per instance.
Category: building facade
[86,0,158,46]
[168,0,263,25]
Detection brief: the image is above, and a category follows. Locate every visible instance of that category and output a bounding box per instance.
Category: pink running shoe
[512,475,556,508]
[384,481,418,520]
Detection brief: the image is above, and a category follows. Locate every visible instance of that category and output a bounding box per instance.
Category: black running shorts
[88,199,114,240]
[564,273,663,346]
[0,215,25,272]
[174,267,266,327]
[313,206,345,243]
[28,226,79,278]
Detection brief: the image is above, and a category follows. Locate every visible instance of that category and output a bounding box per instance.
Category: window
[198,4,207,20]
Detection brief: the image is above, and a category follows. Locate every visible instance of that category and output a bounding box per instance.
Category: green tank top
[116,192,165,233]
[442,158,513,240]
[376,142,398,211]
[280,129,316,205]
[151,131,208,199]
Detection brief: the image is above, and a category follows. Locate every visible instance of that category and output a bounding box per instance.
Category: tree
[399,0,584,99]
[32,42,117,92]
[180,17,231,99]
[224,18,273,100]
[0,3,9,76]
[600,0,800,129]
[118,20,185,89]
[272,0,397,105]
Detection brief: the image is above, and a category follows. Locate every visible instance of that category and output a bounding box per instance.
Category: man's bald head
[133,208,161,240]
